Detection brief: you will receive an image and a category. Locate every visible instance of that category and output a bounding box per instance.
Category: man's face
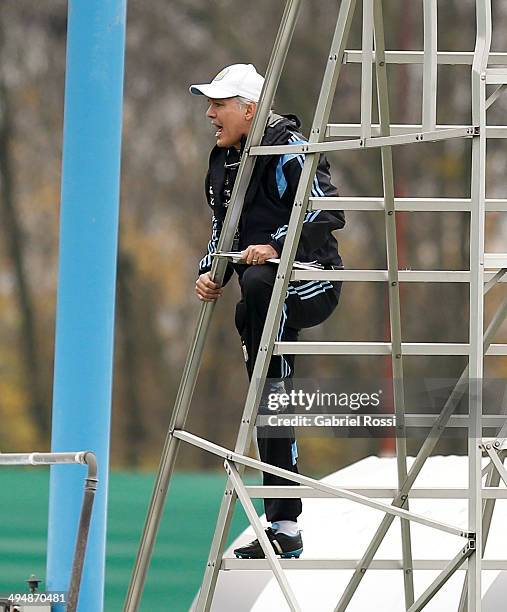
[206,97,256,149]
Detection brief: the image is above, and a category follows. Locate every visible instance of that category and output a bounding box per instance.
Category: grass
[0,469,262,611]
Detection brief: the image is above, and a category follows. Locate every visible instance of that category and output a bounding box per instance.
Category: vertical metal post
[467,0,491,609]
[361,0,374,139]
[67,453,99,612]
[458,453,503,612]
[422,0,438,131]
[46,2,127,611]
[372,1,414,607]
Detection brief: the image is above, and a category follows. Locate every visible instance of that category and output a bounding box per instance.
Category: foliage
[0,1,506,468]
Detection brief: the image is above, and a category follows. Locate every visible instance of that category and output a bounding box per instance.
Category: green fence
[0,469,262,611]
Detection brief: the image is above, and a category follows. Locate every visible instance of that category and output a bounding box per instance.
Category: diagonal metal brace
[174,430,471,539]
[407,541,475,612]
[481,443,507,487]
[225,460,301,612]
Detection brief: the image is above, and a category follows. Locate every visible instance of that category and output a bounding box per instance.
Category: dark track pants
[234,264,341,523]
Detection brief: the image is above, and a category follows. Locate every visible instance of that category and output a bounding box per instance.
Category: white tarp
[204,455,507,611]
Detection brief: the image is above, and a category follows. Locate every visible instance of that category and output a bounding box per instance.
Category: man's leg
[236,265,302,524]
[285,278,341,331]
[256,277,343,522]
[233,268,342,557]
[237,265,294,381]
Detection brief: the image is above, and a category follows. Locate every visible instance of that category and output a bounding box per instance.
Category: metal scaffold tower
[124,1,507,610]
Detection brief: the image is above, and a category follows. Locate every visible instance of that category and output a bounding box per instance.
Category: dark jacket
[199,113,345,284]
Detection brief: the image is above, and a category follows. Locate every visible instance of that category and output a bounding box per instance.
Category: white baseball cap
[189,64,264,102]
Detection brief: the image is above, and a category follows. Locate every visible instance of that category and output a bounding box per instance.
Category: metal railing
[0,452,98,612]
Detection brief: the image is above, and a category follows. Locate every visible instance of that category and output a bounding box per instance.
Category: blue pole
[46,1,127,610]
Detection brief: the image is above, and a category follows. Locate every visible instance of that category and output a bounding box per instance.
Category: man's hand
[241,244,279,265]
[195,271,223,302]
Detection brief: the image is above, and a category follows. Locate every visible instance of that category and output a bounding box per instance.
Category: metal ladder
[124,1,507,610]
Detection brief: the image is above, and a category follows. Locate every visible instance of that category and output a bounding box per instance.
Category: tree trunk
[0,62,48,437]
[116,250,147,466]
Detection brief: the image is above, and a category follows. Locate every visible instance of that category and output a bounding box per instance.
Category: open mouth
[213,123,223,138]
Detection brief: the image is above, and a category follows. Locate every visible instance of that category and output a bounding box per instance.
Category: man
[190,64,344,559]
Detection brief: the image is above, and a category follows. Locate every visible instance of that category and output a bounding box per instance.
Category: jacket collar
[262,112,301,146]
[207,113,302,208]
[209,112,301,162]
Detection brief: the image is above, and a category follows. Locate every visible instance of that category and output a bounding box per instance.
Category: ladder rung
[486,68,507,84]
[310,197,384,210]
[342,50,507,66]
[486,344,507,355]
[221,558,507,571]
[309,196,471,211]
[291,270,472,282]
[308,197,507,212]
[274,342,507,356]
[250,127,475,157]
[406,415,507,428]
[326,124,507,139]
[291,270,507,283]
[484,253,507,269]
[244,486,507,499]
[273,342,471,355]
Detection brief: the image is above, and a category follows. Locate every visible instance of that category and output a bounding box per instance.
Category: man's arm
[196,214,234,301]
[199,215,219,274]
[267,145,344,258]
